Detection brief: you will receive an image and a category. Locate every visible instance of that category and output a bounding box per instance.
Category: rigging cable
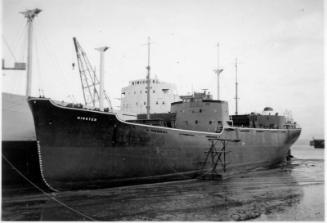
[38,27,83,101]
[33,23,44,96]
[2,154,96,221]
[14,22,28,61]
[38,28,71,84]
[2,36,17,61]
[19,24,28,62]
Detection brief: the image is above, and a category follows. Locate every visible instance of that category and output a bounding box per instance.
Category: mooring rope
[2,154,96,221]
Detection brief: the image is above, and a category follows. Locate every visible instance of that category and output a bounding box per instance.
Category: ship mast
[214,42,223,100]
[234,58,239,115]
[146,36,151,119]
[96,46,109,111]
[21,8,41,96]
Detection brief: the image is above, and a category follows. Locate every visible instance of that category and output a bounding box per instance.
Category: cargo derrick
[73,37,113,111]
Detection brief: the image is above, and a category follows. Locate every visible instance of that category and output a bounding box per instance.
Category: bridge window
[195,120,198,124]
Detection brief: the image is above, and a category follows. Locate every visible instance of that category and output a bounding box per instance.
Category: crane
[73,37,113,111]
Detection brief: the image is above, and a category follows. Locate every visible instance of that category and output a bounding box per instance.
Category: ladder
[199,138,240,179]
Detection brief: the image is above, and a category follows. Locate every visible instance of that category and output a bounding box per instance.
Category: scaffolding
[199,138,240,179]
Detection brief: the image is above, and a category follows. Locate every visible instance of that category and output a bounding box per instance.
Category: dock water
[2,145,324,221]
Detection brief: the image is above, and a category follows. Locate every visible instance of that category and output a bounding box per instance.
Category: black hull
[28,97,301,191]
[2,141,43,186]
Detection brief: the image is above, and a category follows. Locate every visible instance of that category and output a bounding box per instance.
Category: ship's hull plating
[28,98,301,191]
[2,93,41,185]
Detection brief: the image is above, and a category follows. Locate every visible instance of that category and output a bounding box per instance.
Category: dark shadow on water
[40,161,307,221]
[2,150,324,221]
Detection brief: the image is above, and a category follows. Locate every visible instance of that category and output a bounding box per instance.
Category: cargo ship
[28,91,301,191]
[24,8,300,191]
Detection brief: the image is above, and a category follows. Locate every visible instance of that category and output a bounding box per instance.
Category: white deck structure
[120,77,179,115]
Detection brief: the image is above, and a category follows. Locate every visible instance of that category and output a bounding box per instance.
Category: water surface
[2,145,324,221]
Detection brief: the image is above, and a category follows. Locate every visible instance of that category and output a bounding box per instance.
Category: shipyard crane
[73,37,113,111]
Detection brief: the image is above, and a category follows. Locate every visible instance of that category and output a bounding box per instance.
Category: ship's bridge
[120,77,179,115]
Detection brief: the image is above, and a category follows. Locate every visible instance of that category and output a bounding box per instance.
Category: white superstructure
[120,77,179,115]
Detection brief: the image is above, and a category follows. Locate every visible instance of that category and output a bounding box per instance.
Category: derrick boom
[72,37,113,111]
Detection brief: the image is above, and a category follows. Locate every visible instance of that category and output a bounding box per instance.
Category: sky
[2,0,324,140]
